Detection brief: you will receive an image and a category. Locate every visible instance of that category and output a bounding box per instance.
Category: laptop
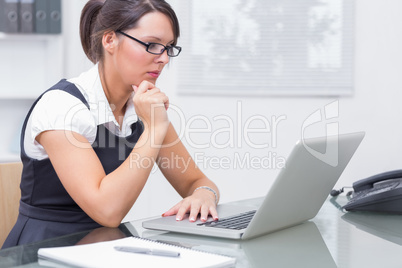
[142,132,365,240]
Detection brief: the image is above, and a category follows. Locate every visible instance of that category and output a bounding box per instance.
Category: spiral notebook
[37,236,236,268]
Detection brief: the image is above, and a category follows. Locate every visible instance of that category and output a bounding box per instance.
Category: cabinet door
[0,34,63,99]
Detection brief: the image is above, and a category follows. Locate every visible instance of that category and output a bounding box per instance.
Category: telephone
[342,170,402,214]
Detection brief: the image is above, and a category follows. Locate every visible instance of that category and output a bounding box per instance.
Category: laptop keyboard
[197,210,256,230]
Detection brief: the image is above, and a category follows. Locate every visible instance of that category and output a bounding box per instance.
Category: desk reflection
[142,221,337,268]
[0,226,129,268]
[342,212,402,246]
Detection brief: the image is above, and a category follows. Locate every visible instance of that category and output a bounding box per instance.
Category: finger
[175,202,191,221]
[209,206,219,221]
[188,204,201,222]
[147,92,168,107]
[164,95,169,110]
[200,205,210,222]
[133,81,155,94]
[145,87,161,95]
[150,93,169,109]
[162,203,180,217]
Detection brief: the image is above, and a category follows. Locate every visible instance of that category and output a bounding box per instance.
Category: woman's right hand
[132,81,170,131]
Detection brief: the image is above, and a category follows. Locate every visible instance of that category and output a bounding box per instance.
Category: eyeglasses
[116,30,182,57]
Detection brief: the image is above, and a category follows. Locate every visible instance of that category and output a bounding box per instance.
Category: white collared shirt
[24,64,138,160]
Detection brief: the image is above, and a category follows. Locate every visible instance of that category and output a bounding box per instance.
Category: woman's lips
[148,71,160,78]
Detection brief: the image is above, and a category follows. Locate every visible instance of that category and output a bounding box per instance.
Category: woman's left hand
[162,188,219,222]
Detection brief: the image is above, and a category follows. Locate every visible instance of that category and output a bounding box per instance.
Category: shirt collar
[68,64,138,136]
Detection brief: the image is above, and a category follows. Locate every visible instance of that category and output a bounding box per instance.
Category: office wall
[0,0,401,221]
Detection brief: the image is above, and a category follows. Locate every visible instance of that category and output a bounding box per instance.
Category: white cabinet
[0,32,63,99]
[0,1,90,163]
[0,32,63,162]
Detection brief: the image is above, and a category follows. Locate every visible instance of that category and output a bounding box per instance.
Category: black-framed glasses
[116,30,182,57]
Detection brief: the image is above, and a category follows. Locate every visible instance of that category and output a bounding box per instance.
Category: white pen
[114,246,180,258]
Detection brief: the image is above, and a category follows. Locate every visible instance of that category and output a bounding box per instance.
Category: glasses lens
[147,43,181,57]
[167,46,181,57]
[148,43,165,55]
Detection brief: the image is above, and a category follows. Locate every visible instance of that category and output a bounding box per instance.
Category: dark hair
[80,0,180,64]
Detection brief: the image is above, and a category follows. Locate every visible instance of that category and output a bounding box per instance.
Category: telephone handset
[342,170,402,214]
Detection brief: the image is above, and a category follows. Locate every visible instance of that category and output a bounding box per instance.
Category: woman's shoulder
[37,89,88,112]
[24,89,97,160]
[31,89,95,133]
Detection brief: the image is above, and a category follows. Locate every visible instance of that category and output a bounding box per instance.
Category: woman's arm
[157,123,220,222]
[36,81,170,227]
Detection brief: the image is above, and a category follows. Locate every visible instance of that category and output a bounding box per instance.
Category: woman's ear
[102,31,118,54]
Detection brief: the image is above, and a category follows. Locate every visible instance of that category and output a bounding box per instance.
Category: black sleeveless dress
[2,79,143,248]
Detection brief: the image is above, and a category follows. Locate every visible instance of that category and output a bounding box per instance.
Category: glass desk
[1,196,402,267]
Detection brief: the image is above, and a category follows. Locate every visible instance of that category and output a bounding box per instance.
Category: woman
[3,0,219,248]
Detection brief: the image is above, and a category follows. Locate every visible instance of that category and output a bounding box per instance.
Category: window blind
[171,0,354,96]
